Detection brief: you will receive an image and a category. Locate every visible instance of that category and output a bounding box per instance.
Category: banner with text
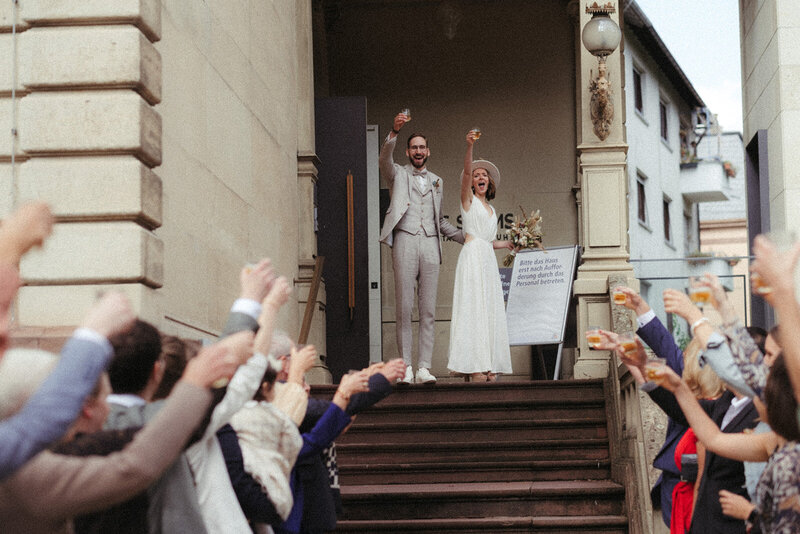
[506,245,579,346]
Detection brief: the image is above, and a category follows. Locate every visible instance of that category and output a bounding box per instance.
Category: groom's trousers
[392,231,440,369]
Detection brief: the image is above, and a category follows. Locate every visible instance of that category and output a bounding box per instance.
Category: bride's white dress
[447,195,512,375]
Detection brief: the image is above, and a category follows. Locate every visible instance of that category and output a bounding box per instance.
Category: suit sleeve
[7,381,211,519]
[297,404,352,462]
[217,424,282,525]
[637,316,685,375]
[0,336,112,480]
[221,311,260,337]
[346,374,393,415]
[201,353,268,438]
[698,332,758,398]
[379,135,400,191]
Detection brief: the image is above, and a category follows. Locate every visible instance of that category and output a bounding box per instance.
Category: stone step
[350,398,607,423]
[338,481,626,520]
[312,380,605,405]
[336,438,611,463]
[338,417,608,443]
[339,458,612,484]
[335,515,629,533]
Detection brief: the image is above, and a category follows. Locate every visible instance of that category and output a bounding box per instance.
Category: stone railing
[604,357,655,534]
[603,273,655,534]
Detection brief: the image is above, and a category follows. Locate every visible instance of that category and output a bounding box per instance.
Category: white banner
[506,245,578,346]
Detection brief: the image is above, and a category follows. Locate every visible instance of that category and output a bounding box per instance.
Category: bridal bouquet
[503,206,544,267]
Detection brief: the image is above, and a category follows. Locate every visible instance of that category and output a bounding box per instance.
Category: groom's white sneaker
[397,365,413,384]
[416,368,437,384]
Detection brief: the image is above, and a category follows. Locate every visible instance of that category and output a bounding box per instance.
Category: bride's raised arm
[461,131,477,210]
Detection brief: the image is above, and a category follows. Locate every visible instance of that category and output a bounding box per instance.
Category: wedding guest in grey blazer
[379,112,464,384]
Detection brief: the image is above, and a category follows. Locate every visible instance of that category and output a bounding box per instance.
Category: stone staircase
[313,379,630,533]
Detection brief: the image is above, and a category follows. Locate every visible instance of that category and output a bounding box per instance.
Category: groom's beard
[409,155,428,169]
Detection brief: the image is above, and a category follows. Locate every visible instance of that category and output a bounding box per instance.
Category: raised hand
[647,363,683,393]
[584,328,619,352]
[752,234,800,296]
[263,276,291,311]
[340,369,370,396]
[80,292,136,339]
[239,258,275,303]
[663,288,703,324]
[182,344,240,389]
[466,130,478,146]
[393,113,408,134]
[254,276,292,356]
[616,286,650,315]
[288,344,317,384]
[378,358,406,382]
[0,202,54,263]
[217,330,255,366]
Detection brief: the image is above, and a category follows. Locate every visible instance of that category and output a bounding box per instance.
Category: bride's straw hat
[470,160,501,187]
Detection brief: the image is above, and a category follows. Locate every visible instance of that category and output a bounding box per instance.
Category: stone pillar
[296,0,328,382]
[0,0,163,336]
[572,3,634,378]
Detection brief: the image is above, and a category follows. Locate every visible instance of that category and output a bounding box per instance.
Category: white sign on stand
[505,246,579,378]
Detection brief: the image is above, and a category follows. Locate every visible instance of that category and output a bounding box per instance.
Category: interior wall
[319,0,578,377]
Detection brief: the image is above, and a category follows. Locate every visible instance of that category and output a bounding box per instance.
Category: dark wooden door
[315,97,370,382]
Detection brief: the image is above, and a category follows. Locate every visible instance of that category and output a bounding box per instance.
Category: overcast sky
[633,0,743,133]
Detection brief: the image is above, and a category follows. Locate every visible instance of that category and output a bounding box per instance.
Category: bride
[447,130,514,382]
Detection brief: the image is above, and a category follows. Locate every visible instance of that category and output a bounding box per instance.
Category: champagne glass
[586,327,602,350]
[644,357,667,381]
[688,276,711,308]
[618,332,638,357]
[612,288,627,305]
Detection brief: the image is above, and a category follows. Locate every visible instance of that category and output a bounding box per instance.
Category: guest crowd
[0,202,405,534]
[3,199,800,534]
[589,235,800,533]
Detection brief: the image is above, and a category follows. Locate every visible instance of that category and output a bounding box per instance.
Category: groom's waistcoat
[395,181,436,237]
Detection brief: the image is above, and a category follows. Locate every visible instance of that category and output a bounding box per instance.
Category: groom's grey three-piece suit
[379,134,464,369]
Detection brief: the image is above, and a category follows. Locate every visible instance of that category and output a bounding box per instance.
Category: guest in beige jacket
[0,335,245,534]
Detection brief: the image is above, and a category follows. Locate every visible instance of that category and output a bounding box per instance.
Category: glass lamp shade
[582,14,621,57]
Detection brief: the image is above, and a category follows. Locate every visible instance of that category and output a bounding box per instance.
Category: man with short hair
[379,112,464,384]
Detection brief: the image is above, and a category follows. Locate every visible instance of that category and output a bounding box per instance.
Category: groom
[379,112,464,384]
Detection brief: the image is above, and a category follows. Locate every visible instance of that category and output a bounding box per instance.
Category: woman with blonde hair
[669,337,724,533]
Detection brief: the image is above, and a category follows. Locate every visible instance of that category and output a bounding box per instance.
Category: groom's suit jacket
[378,134,463,257]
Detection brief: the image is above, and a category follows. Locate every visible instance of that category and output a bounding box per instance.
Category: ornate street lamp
[582,2,622,141]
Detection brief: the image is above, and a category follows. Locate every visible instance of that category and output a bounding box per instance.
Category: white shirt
[636,309,656,329]
[721,395,752,430]
[106,394,147,408]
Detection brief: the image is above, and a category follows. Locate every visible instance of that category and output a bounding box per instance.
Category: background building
[623,2,732,330]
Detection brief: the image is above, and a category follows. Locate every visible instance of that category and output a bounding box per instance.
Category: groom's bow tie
[412,170,427,177]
